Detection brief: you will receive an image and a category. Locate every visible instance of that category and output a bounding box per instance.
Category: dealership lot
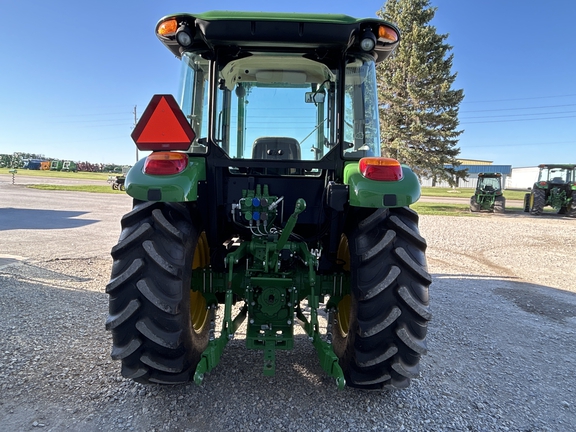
[1,182,575,431]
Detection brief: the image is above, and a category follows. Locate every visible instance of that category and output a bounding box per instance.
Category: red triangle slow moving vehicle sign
[131,94,196,151]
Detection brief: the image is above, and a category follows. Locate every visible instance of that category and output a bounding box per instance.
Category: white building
[420,161,512,189]
[506,166,540,190]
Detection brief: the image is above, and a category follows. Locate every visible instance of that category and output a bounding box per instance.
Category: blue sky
[0,0,574,167]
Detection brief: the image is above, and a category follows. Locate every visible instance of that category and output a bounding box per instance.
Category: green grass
[421,187,527,200]
[410,203,538,216]
[26,184,125,194]
[503,190,530,200]
[410,202,475,216]
[0,168,112,181]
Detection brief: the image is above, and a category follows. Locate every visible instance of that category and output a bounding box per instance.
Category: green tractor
[106,11,431,391]
[61,160,77,172]
[524,164,576,217]
[50,160,64,171]
[469,173,505,213]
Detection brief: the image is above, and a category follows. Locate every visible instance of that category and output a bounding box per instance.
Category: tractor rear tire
[494,196,506,213]
[530,189,546,215]
[106,201,209,384]
[523,193,530,212]
[333,207,431,390]
[568,191,576,218]
[470,196,480,212]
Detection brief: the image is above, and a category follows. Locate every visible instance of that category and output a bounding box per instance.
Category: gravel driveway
[1,182,575,431]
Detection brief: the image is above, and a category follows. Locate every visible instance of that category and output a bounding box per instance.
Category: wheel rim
[190,232,209,334]
[336,235,351,337]
[190,290,208,333]
[336,295,352,337]
[337,234,350,271]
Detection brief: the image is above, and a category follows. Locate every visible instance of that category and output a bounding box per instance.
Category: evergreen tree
[377,0,465,185]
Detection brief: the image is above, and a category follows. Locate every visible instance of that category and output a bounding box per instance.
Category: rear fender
[343,162,421,208]
[125,156,206,202]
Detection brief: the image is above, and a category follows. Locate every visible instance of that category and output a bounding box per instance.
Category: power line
[54,118,132,124]
[460,115,576,124]
[49,111,132,119]
[460,103,576,113]
[461,93,576,104]
[2,135,130,146]
[460,110,576,120]
[65,123,132,128]
[463,140,576,149]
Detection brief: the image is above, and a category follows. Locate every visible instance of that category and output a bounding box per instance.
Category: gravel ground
[1,184,576,431]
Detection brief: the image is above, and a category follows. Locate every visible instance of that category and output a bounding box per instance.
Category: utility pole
[133,105,139,162]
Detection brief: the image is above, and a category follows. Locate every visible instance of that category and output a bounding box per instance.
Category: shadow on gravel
[0,208,99,230]
[434,273,576,323]
[490,210,576,220]
[3,261,93,283]
[424,274,576,431]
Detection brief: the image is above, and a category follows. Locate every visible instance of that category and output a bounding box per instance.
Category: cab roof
[155,11,400,64]
[538,164,576,169]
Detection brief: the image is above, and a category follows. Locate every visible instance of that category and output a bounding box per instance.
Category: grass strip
[0,168,113,181]
[26,184,124,194]
[420,187,527,200]
[410,202,475,216]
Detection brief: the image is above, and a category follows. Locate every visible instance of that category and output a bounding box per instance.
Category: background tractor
[524,164,576,217]
[108,166,129,191]
[470,173,505,213]
[106,11,431,391]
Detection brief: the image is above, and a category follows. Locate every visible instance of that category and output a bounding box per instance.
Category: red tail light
[359,157,403,181]
[144,152,188,175]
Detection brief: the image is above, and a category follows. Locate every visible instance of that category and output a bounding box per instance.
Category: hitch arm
[276,198,306,252]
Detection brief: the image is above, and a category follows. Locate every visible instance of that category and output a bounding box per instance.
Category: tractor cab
[470,173,505,213]
[537,164,575,185]
[476,173,503,194]
[179,52,381,165]
[155,12,398,172]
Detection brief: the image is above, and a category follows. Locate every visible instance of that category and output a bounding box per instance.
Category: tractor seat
[252,137,301,160]
[551,177,565,183]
